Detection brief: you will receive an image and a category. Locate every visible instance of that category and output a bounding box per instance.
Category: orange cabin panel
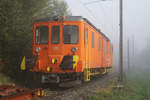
[31,16,113,74]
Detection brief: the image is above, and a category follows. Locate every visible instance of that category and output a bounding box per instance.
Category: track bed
[42,73,118,100]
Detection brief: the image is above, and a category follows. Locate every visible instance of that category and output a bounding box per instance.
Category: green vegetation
[91,68,150,100]
[0,0,70,81]
[0,73,14,85]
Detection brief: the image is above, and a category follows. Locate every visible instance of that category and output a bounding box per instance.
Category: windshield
[36,26,49,44]
[51,26,60,44]
[63,25,78,44]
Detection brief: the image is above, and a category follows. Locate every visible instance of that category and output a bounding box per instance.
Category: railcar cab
[20,16,113,83]
[30,16,82,82]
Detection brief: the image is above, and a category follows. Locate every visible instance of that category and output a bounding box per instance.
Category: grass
[0,73,14,85]
[90,68,150,100]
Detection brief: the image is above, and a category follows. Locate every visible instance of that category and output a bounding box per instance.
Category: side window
[103,40,106,63]
[107,42,109,54]
[92,32,94,48]
[84,27,88,46]
[51,26,60,44]
[98,38,101,50]
[84,24,86,45]
[106,42,108,53]
[104,40,105,52]
[36,26,49,44]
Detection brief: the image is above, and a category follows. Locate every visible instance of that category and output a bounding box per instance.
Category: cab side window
[92,32,94,48]
[98,38,101,50]
[36,26,49,44]
[84,27,88,46]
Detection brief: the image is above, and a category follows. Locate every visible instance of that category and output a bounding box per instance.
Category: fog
[66,0,150,70]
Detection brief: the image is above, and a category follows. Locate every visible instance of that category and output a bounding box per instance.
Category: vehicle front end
[20,16,84,83]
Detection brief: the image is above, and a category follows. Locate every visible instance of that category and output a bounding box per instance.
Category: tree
[33,0,71,18]
[0,0,71,77]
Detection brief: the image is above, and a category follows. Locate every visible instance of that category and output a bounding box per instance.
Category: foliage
[34,0,71,18]
[0,73,14,85]
[0,0,71,78]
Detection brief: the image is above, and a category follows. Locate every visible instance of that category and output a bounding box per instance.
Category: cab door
[84,24,90,81]
[33,23,49,71]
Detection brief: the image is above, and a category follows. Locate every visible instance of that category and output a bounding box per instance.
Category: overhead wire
[84,0,111,5]
[82,0,114,38]
[78,0,104,28]
[98,1,115,39]
[78,0,117,43]
[97,3,112,37]
[89,0,116,43]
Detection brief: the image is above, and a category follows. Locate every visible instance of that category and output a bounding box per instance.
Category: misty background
[0,0,149,81]
[66,0,150,70]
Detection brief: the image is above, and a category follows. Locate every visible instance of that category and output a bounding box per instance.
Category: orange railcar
[21,16,113,83]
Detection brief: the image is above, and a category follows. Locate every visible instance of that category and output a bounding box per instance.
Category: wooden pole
[119,0,123,82]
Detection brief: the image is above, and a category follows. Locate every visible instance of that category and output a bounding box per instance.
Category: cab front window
[51,26,60,44]
[63,25,78,44]
[36,26,49,44]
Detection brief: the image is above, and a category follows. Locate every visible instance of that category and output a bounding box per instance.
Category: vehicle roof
[34,16,110,41]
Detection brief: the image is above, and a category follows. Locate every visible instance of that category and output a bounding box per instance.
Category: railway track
[41,72,118,100]
[0,73,117,100]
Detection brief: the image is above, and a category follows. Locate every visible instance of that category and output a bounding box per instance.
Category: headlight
[47,66,51,72]
[72,47,78,53]
[36,47,40,53]
[51,58,57,64]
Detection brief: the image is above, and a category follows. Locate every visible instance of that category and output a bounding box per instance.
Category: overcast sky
[66,0,150,51]
[65,0,150,68]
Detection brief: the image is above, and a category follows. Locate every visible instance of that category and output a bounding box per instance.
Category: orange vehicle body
[21,16,113,82]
